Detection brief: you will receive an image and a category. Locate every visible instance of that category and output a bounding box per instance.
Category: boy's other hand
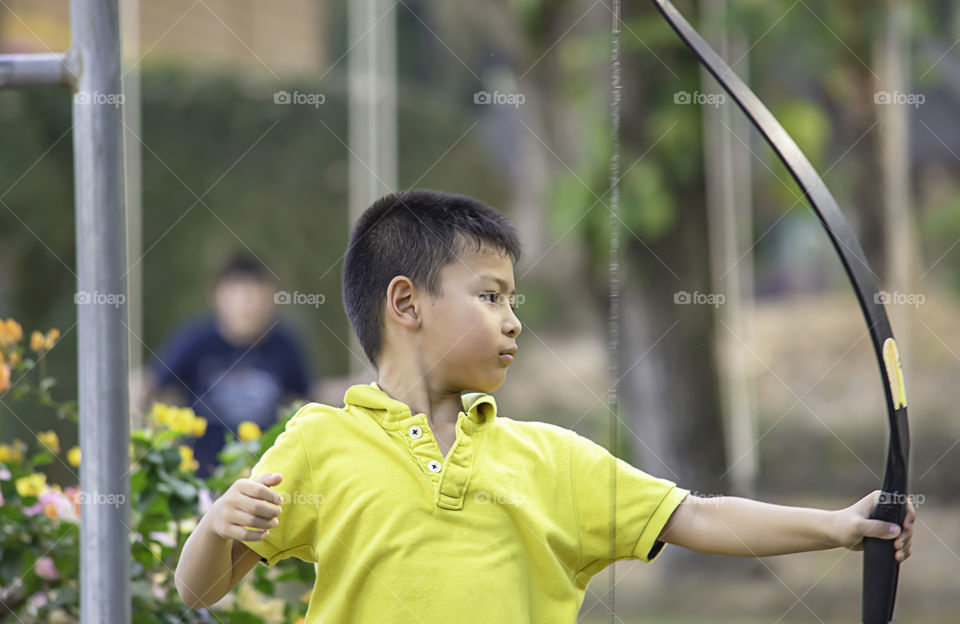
[837,490,915,562]
[208,473,284,542]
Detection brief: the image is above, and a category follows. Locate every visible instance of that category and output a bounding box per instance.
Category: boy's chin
[450,370,507,394]
[470,371,508,394]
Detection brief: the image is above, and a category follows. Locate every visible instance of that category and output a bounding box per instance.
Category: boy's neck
[375,361,462,429]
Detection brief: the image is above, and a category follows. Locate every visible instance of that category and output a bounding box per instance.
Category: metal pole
[121,0,144,428]
[0,53,72,88]
[71,0,131,622]
[348,0,396,377]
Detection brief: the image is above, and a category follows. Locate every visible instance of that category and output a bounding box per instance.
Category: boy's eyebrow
[479,274,516,295]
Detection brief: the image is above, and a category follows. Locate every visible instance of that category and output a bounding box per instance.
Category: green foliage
[0,321,313,623]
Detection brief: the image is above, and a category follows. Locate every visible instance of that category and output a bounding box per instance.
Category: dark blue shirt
[150,315,310,477]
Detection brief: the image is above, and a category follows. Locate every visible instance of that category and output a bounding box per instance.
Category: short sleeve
[240,407,319,566]
[569,430,688,578]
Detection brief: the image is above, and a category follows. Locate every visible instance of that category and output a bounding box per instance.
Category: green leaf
[0,547,24,584]
[32,451,54,466]
[130,469,148,497]
[158,470,197,502]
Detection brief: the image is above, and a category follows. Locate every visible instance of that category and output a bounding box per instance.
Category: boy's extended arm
[175,473,283,608]
[658,490,915,560]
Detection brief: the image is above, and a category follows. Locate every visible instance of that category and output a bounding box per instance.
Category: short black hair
[342,189,522,368]
[215,252,272,285]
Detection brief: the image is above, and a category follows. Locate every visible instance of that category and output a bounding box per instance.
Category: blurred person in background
[134,252,313,477]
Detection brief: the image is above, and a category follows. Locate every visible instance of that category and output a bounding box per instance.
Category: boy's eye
[480,292,519,311]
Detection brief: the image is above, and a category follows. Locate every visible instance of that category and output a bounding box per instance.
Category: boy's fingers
[860,519,901,541]
[254,472,283,486]
[229,509,278,531]
[233,527,270,542]
[237,477,283,504]
[237,495,283,520]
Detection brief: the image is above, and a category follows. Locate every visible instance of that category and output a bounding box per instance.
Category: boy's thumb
[256,472,283,485]
[863,519,901,540]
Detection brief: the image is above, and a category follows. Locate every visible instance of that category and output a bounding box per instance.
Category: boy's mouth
[499,346,517,363]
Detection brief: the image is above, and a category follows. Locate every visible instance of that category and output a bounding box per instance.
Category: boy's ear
[385,275,421,329]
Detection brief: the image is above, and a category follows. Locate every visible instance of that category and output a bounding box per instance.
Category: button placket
[403,413,445,478]
[434,417,478,510]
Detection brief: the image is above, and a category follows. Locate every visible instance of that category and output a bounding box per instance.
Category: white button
[408,425,422,439]
[427,460,442,473]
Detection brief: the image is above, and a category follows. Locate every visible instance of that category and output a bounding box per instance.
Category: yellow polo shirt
[241,382,689,623]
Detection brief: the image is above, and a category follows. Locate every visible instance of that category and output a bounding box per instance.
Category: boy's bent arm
[657,490,914,560]
[175,516,262,607]
[175,474,283,608]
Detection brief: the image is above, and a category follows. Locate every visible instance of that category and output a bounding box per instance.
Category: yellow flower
[189,415,207,438]
[11,440,24,462]
[237,421,262,442]
[0,363,9,394]
[30,331,45,352]
[149,402,168,425]
[16,472,46,497]
[37,430,60,454]
[67,446,81,467]
[151,403,207,437]
[8,352,19,366]
[178,445,198,472]
[0,444,10,462]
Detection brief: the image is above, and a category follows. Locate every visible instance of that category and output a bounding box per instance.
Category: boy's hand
[207,473,284,542]
[838,490,915,562]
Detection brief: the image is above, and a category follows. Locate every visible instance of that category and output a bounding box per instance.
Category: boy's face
[417,244,522,393]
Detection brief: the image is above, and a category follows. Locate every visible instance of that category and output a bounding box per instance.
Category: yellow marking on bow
[882,338,907,410]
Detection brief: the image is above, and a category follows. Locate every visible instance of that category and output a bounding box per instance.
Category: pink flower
[198,488,213,514]
[0,466,10,481]
[34,556,58,581]
[148,531,176,548]
[26,591,47,616]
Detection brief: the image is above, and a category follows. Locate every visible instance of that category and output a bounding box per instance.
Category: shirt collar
[343,382,497,432]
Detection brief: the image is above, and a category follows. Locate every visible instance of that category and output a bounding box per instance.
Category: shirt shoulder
[284,401,352,434]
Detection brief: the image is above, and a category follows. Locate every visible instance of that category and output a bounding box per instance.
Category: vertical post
[121,0,144,427]
[348,0,396,376]
[878,0,916,361]
[71,0,131,622]
[699,0,757,496]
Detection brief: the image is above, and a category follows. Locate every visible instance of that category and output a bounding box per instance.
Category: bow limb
[649,1,911,621]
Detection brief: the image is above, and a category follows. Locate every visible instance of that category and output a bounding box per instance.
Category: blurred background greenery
[0,0,958,621]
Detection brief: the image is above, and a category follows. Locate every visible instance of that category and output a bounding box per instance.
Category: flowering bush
[0,319,313,623]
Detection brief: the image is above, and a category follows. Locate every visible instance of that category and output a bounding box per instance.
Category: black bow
[650,1,911,621]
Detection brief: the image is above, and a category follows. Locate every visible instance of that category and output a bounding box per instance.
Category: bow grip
[862,499,903,624]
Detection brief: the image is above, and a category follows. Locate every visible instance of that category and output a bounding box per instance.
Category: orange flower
[0,319,22,348]
[0,363,9,394]
[30,328,59,353]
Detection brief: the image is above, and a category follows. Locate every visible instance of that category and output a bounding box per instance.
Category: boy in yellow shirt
[175,189,915,622]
